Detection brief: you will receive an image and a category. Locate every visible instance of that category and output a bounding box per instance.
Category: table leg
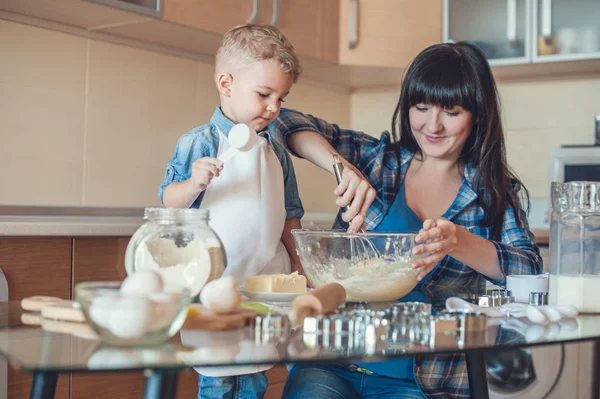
[29,371,58,399]
[592,339,600,399]
[465,351,489,399]
[143,369,179,399]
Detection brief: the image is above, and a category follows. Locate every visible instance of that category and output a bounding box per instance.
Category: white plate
[238,287,305,304]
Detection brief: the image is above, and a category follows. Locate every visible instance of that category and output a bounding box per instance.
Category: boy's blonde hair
[215,24,302,83]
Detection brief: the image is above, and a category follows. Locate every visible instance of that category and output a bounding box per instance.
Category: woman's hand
[411,218,458,281]
[334,159,376,233]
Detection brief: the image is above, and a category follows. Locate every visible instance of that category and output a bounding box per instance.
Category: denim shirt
[159,107,304,220]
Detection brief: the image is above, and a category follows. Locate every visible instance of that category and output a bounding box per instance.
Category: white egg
[108,296,153,339]
[200,276,241,314]
[121,270,164,296]
[89,293,120,329]
[526,305,547,324]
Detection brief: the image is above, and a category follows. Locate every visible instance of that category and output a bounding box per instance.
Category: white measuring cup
[218,124,258,162]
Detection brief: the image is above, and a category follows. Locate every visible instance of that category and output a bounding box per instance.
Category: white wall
[0,20,348,214]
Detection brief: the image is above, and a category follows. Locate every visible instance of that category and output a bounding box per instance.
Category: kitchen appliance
[549,117,600,183]
[486,342,595,399]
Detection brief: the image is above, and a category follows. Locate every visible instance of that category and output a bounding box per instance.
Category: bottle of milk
[549,181,600,313]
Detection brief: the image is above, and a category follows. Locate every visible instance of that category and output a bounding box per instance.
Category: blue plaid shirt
[272,108,543,398]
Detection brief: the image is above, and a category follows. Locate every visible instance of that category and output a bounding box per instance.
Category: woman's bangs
[407,61,475,112]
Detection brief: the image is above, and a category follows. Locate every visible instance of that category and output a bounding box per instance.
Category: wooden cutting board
[182,304,257,331]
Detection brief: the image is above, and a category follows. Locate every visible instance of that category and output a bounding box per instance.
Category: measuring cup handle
[218,148,238,162]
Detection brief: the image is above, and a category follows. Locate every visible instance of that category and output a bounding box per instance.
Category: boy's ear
[216,73,233,97]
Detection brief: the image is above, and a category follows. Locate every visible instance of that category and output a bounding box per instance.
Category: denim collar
[210,107,236,138]
[210,106,275,144]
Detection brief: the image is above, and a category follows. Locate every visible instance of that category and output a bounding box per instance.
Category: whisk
[332,156,381,259]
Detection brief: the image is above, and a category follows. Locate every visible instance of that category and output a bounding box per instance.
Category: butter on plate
[245,271,307,293]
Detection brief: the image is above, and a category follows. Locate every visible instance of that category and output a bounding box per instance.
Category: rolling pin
[289,283,346,325]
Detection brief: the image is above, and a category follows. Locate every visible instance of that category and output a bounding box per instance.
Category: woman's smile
[423,134,446,144]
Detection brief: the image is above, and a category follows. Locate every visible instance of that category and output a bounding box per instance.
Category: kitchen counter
[0,206,551,244]
[0,206,338,237]
[531,228,549,246]
[0,206,145,236]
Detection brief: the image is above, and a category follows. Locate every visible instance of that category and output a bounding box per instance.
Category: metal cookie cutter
[440,310,488,347]
[481,289,514,307]
[426,313,459,349]
[529,292,548,306]
[253,313,289,344]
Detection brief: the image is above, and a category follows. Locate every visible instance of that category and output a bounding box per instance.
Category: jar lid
[564,182,600,212]
[143,207,210,223]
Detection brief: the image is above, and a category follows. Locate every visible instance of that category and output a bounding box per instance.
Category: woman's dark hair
[391,41,528,239]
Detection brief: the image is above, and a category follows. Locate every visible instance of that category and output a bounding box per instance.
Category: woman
[270,42,542,398]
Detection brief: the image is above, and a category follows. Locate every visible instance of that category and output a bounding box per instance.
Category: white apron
[192,128,290,377]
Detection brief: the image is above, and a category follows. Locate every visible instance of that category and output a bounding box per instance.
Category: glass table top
[1,299,600,373]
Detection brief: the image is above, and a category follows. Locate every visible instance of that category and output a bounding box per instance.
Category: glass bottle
[125,208,226,298]
[550,182,600,312]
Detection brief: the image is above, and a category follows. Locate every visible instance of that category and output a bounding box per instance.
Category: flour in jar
[306,258,419,302]
[135,237,223,297]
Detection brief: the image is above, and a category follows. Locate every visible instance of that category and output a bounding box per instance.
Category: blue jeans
[282,364,426,399]
[198,373,268,399]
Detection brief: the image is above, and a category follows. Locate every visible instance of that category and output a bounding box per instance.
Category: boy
[158,24,304,398]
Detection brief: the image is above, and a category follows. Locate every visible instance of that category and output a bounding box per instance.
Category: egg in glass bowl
[76,272,190,346]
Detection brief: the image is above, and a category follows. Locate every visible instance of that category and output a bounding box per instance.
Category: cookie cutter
[529,292,548,306]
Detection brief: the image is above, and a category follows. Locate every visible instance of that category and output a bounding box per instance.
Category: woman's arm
[412,206,542,284]
[272,109,380,232]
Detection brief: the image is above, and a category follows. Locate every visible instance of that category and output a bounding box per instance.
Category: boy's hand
[191,157,223,191]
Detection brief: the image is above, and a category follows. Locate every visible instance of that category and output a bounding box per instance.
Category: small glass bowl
[76,281,190,346]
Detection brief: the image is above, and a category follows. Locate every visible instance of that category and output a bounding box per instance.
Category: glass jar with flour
[125,208,226,298]
[549,181,600,312]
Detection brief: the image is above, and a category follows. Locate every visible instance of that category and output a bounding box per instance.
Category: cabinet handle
[541,0,552,44]
[270,0,280,26]
[248,0,260,24]
[348,0,358,49]
[507,0,517,47]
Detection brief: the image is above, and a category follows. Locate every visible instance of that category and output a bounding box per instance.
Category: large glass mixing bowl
[292,230,421,302]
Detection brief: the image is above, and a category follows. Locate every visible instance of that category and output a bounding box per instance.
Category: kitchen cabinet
[162,0,258,35]
[163,0,339,63]
[533,0,600,62]
[338,0,443,68]
[0,238,72,399]
[444,0,531,66]
[444,0,600,66]
[0,0,151,29]
[263,0,339,63]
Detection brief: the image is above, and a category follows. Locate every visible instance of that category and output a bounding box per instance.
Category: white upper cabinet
[444,0,531,66]
[533,0,600,62]
[444,0,600,66]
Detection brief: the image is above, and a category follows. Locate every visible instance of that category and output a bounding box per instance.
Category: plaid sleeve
[272,108,381,166]
[491,199,543,286]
